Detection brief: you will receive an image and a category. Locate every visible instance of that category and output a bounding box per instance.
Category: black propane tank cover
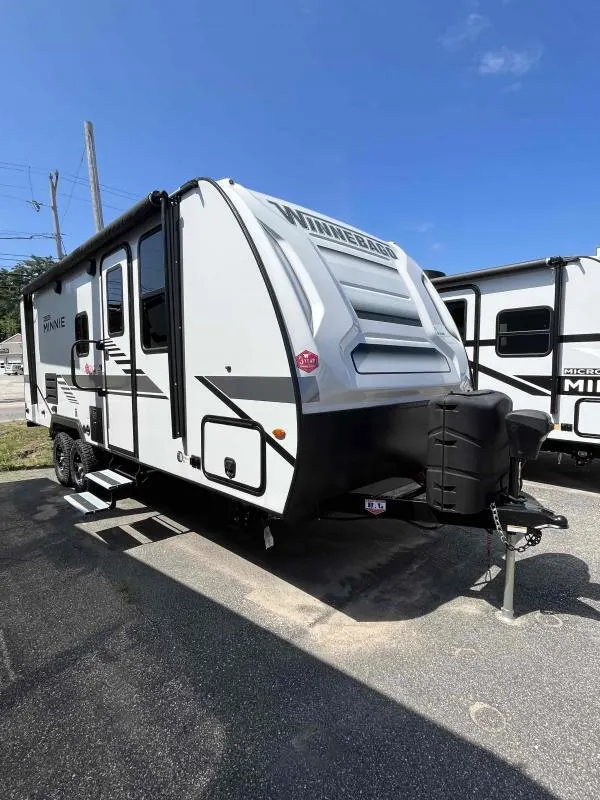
[426,390,513,516]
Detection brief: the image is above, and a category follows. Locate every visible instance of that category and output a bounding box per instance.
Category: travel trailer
[20,177,567,617]
[434,253,600,466]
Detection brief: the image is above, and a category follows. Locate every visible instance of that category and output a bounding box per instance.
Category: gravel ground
[0,464,598,799]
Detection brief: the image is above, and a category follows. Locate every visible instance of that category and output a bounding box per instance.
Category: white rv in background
[434,252,600,465]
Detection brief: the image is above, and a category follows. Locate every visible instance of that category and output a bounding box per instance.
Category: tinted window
[496,306,552,357]
[106,266,124,336]
[139,228,167,350]
[74,312,89,357]
[445,299,467,342]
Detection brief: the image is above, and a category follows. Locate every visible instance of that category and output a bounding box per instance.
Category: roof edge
[22,190,165,296]
[432,256,580,287]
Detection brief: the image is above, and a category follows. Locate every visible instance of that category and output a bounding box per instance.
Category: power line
[0,181,31,190]
[0,191,30,204]
[63,172,137,200]
[58,192,125,213]
[0,251,46,257]
[0,228,61,234]
[61,148,85,223]
[27,166,35,202]
[0,191,43,211]
[0,234,57,240]
[0,160,138,201]
[0,186,125,213]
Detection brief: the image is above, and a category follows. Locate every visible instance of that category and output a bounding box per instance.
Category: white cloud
[440,13,491,51]
[431,242,444,252]
[416,221,434,233]
[478,46,543,76]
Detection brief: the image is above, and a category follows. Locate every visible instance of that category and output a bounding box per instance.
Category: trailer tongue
[318,393,567,622]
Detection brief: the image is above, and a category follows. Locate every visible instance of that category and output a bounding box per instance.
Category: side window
[496,306,552,357]
[74,312,89,356]
[106,266,124,336]
[139,228,167,351]
[445,299,467,342]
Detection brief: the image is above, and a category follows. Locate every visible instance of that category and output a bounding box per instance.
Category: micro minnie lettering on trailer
[561,377,600,395]
[563,368,600,376]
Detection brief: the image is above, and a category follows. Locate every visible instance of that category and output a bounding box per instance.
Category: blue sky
[1,0,598,273]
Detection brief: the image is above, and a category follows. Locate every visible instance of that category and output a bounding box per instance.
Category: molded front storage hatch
[201,417,266,495]
[426,390,512,515]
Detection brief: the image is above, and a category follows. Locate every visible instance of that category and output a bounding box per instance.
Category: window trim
[495,305,553,358]
[444,298,467,343]
[74,311,90,357]
[105,263,125,338]
[138,224,168,354]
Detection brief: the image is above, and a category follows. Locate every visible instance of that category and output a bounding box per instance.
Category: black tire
[53,432,74,486]
[69,439,99,492]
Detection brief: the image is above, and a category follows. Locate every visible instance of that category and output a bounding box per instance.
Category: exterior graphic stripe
[61,374,165,395]
[196,376,296,467]
[206,375,319,404]
[471,362,551,396]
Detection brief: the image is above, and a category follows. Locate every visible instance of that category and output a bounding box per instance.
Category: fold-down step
[86,469,134,491]
[65,491,111,514]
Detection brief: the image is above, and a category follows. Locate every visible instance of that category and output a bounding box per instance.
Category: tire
[53,433,74,486]
[69,439,99,492]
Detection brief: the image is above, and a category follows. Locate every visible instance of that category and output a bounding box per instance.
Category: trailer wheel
[69,440,98,492]
[53,433,75,486]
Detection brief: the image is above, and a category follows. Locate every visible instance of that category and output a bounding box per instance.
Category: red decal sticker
[296,350,319,373]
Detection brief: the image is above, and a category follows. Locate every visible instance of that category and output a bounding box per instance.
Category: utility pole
[48,171,65,260]
[84,120,104,232]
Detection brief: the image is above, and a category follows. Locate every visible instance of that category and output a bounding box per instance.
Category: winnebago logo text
[42,314,65,333]
[269,201,397,260]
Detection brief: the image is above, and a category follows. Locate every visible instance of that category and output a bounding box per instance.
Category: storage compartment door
[202,417,266,495]
[575,399,600,440]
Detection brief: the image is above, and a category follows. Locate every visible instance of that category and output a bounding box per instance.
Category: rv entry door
[100,248,136,455]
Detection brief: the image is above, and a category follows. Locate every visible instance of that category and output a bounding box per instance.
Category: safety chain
[489,502,542,552]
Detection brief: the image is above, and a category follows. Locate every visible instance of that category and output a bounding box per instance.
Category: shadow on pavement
[0,477,559,799]
[524,452,600,495]
[129,473,600,625]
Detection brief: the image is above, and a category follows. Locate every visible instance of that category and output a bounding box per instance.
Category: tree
[0,256,55,340]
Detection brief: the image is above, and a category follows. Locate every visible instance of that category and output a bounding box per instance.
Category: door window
[74,312,89,356]
[106,266,124,336]
[139,228,167,350]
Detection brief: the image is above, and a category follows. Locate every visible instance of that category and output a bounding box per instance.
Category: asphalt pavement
[0,374,25,422]
[0,463,599,799]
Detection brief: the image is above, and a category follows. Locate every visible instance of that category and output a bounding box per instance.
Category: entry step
[86,469,134,491]
[65,491,111,514]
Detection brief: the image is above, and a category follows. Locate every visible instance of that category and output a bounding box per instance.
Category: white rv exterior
[434,254,600,462]
[22,177,470,520]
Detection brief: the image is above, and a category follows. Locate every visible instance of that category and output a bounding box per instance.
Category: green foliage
[0,256,55,340]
